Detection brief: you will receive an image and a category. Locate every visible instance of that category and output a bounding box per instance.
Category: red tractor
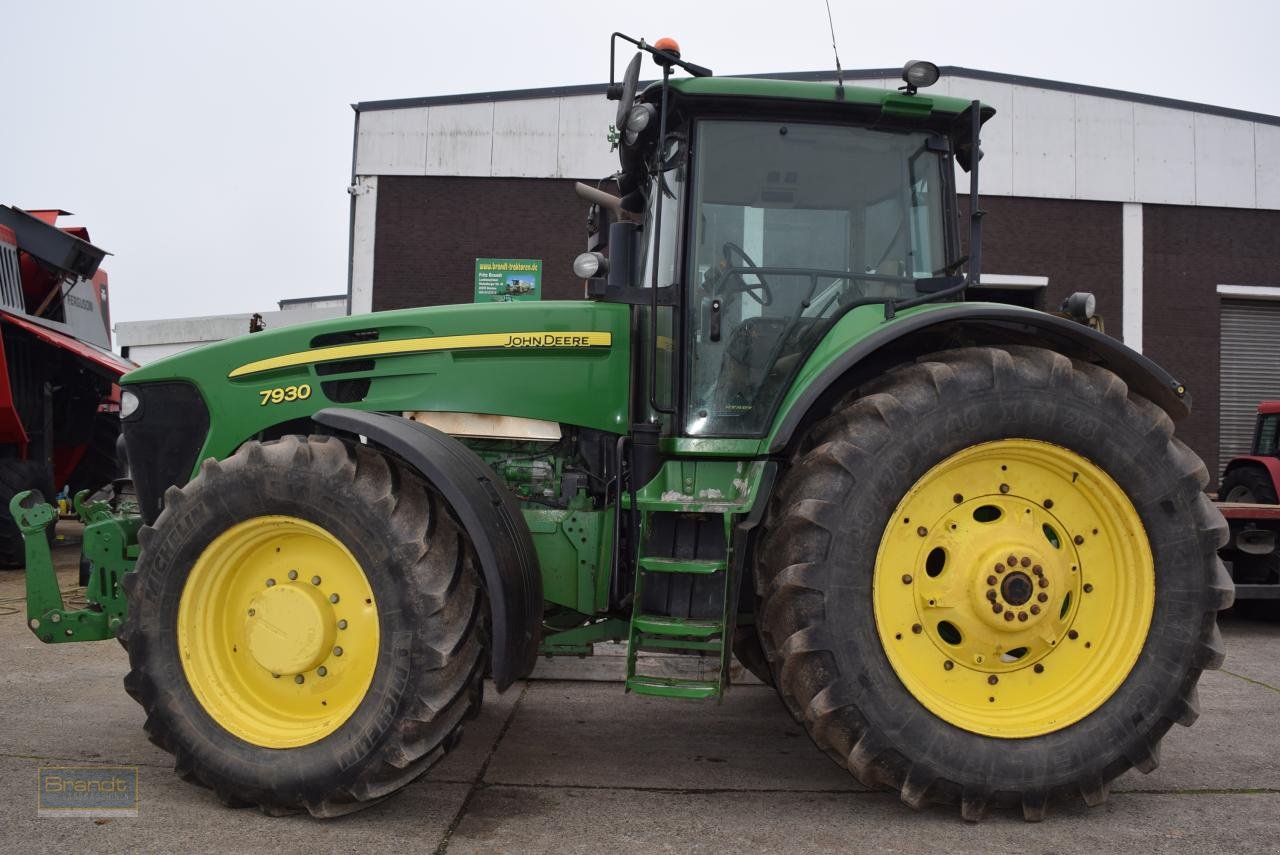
[1220,402,1280,503]
[0,205,134,566]
[1219,402,1280,600]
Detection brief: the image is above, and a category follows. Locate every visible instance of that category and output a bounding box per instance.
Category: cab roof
[655,76,993,124]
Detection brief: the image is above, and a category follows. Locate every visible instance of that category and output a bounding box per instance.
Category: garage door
[1219,299,1280,476]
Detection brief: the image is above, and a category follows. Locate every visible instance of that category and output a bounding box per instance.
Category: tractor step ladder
[625,502,737,700]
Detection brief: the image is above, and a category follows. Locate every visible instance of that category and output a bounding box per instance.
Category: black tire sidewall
[773,358,1210,793]
[130,443,467,804]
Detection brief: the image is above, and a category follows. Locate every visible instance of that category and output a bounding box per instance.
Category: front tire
[121,435,486,816]
[755,346,1232,820]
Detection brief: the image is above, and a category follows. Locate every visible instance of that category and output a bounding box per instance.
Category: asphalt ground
[1,524,1277,854]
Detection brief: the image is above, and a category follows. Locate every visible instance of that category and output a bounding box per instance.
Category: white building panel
[556,94,619,179]
[1074,95,1135,202]
[1194,113,1256,208]
[1133,104,1196,205]
[948,76,1013,197]
[355,108,430,176]
[492,98,560,178]
[1256,122,1280,209]
[1011,86,1075,198]
[425,102,495,177]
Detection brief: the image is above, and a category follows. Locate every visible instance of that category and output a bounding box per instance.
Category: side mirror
[607,221,641,289]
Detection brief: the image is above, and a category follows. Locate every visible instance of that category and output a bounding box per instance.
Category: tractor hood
[122,300,631,487]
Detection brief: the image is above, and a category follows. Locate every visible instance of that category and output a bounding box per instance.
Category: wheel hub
[1000,571,1033,607]
[245,583,336,676]
[873,439,1155,738]
[177,516,380,748]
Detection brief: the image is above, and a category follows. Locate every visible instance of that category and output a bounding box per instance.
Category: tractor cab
[577,35,991,438]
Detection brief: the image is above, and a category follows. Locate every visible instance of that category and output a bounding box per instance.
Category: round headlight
[573,252,608,279]
[120,388,141,420]
[1063,291,1097,322]
[623,103,656,146]
[902,60,940,89]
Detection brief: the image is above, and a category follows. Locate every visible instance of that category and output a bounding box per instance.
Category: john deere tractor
[16,35,1231,821]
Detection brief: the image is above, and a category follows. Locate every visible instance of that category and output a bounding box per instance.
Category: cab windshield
[685,120,952,436]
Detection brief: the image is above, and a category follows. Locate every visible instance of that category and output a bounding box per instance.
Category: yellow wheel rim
[873,439,1154,738]
[177,516,380,748]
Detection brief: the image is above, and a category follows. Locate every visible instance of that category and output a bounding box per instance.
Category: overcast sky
[5,0,1277,332]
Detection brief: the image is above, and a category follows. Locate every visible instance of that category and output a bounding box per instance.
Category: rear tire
[755,346,1231,820]
[0,459,56,569]
[1220,465,1278,504]
[121,435,486,816]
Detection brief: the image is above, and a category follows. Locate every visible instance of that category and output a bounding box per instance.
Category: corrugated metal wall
[355,74,1280,211]
[1219,299,1280,475]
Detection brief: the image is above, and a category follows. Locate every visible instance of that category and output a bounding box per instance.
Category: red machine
[0,205,134,566]
[1218,402,1280,602]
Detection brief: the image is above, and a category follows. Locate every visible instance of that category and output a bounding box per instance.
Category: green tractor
[16,35,1231,821]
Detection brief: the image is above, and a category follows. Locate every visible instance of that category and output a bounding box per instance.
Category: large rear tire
[121,435,486,816]
[1220,465,1278,504]
[755,346,1232,820]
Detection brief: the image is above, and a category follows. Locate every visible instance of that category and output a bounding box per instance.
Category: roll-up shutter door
[1219,299,1280,476]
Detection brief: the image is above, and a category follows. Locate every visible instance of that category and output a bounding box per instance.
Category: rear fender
[767,303,1191,454]
[312,407,542,690]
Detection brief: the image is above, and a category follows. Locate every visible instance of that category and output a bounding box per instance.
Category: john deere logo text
[503,334,594,348]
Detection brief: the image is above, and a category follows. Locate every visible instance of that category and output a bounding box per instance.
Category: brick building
[346,68,1280,482]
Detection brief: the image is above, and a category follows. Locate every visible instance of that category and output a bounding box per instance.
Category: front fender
[312,407,541,690]
[766,302,1191,454]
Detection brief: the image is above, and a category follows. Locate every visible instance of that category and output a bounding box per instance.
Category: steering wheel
[718,242,773,306]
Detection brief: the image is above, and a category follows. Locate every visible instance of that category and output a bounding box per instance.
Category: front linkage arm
[10,489,140,643]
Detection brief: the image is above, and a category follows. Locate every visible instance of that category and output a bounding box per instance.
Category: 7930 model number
[258,384,312,406]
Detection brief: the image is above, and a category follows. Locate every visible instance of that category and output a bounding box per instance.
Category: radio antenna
[824,0,845,100]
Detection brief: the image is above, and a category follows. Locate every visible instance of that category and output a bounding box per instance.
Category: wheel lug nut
[1004,611,1015,622]
[333,646,344,656]
[994,563,1005,573]
[992,604,1002,614]
[247,608,256,617]
[1038,577,1049,588]
[1007,554,1017,566]
[329,594,340,604]
[1074,535,1085,545]
[902,574,913,584]
[988,675,999,685]
[294,675,304,684]
[1037,593,1049,603]
[1044,499,1054,509]
[1018,611,1028,622]
[265,579,276,587]
[1033,663,1045,673]
[317,666,328,677]
[999,483,1010,494]
[1020,557,1031,568]
[337,620,348,630]
[986,575,997,586]
[311,576,322,586]
[288,570,298,580]
[944,660,954,670]
[986,590,997,601]
[916,526,928,537]
[911,624,922,634]
[1083,583,1094,593]
[1032,565,1043,576]
[953,493,964,503]
[1068,629,1079,640]
[1029,605,1041,615]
